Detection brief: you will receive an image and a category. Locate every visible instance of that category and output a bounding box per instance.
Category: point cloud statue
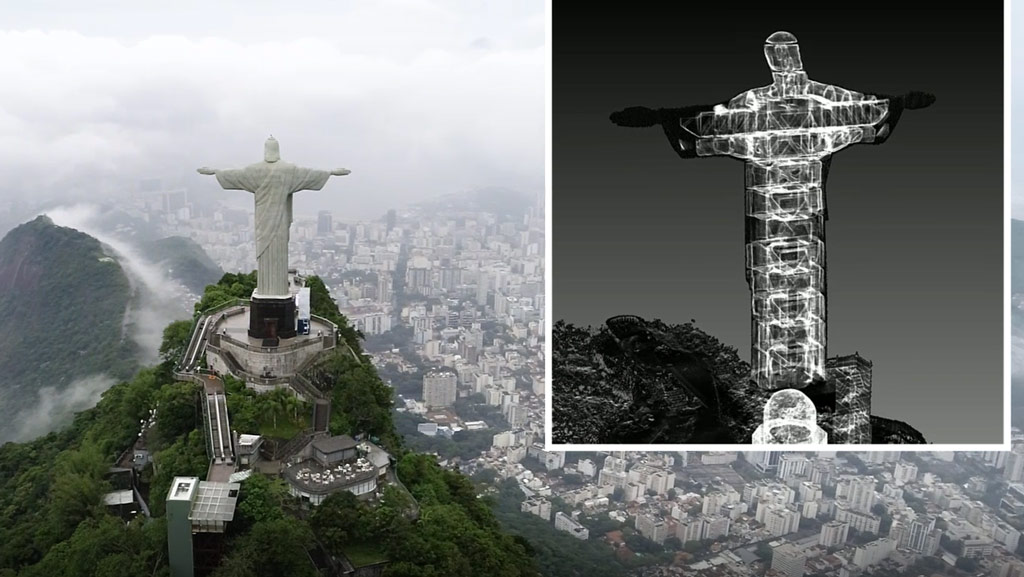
[610,31,934,444]
[752,389,827,444]
[199,136,350,340]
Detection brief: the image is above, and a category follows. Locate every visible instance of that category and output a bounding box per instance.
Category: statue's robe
[215,161,330,296]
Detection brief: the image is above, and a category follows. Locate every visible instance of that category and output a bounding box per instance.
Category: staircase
[313,398,331,432]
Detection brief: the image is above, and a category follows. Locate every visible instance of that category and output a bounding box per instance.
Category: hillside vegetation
[0,216,137,443]
[139,236,223,294]
[0,272,538,577]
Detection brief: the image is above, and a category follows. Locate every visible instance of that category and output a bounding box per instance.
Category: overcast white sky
[0,0,546,220]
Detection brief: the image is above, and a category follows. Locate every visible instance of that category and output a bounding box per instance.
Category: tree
[311,491,369,551]
[472,468,499,485]
[235,474,287,529]
[151,382,198,450]
[212,517,317,577]
[159,319,194,367]
[283,391,303,422]
[955,556,979,572]
[664,536,683,551]
[50,442,110,533]
[266,389,288,430]
[562,473,583,487]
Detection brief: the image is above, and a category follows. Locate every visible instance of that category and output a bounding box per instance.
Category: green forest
[0,216,139,443]
[0,272,538,577]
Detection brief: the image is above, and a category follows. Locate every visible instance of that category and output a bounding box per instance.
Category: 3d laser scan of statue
[610,31,934,444]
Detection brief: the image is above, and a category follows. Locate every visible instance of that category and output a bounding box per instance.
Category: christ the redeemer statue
[198,136,349,340]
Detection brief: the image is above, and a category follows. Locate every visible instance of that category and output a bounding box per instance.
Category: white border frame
[544,1,1013,452]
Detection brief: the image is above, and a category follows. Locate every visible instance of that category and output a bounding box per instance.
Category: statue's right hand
[197,167,215,175]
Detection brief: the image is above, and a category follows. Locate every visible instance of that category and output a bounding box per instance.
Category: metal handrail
[218,332,329,355]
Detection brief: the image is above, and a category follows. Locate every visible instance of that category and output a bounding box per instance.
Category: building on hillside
[554,512,589,540]
[167,477,240,577]
[282,435,391,506]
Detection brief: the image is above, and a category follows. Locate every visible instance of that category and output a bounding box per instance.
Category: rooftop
[189,481,240,523]
[284,456,377,495]
[358,441,392,470]
[312,434,357,454]
[103,489,135,506]
[168,476,199,501]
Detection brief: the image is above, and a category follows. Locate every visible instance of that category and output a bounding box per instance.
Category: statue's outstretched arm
[610,103,723,160]
[197,167,217,175]
[864,91,935,145]
[330,168,351,176]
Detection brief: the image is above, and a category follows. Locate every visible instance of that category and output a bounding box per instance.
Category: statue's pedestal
[249,294,297,340]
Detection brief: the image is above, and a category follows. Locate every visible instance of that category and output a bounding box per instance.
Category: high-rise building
[317,210,332,236]
[809,458,835,486]
[862,451,901,465]
[835,503,881,534]
[771,543,807,577]
[764,505,801,537]
[744,451,781,473]
[1005,450,1024,483]
[892,461,918,485]
[827,354,872,443]
[798,481,822,504]
[422,369,457,408]
[852,537,896,568]
[703,492,729,515]
[778,453,810,480]
[888,513,938,554]
[998,559,1024,577]
[837,476,876,514]
[819,520,849,548]
[635,513,668,544]
[700,514,731,540]
[677,516,703,543]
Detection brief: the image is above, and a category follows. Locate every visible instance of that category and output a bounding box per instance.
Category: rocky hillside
[0,215,137,443]
[139,235,222,295]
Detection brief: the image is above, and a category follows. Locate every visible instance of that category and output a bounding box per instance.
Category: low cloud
[44,203,191,365]
[9,374,117,443]
[0,1,545,218]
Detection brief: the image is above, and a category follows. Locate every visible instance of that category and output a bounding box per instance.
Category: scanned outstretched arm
[610,103,724,160]
[864,90,936,145]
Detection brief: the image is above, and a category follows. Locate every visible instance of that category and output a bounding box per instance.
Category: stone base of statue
[249,294,297,341]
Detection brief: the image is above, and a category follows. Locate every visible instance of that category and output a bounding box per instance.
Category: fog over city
[0,0,545,221]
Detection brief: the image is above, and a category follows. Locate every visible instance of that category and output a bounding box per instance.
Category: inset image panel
[548,5,1007,449]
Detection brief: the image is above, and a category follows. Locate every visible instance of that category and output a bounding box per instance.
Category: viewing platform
[204,303,337,393]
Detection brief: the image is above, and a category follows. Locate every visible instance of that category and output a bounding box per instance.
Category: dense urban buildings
[121,178,1024,577]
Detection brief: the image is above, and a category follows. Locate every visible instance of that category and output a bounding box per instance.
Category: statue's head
[764,31,803,72]
[264,136,280,163]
